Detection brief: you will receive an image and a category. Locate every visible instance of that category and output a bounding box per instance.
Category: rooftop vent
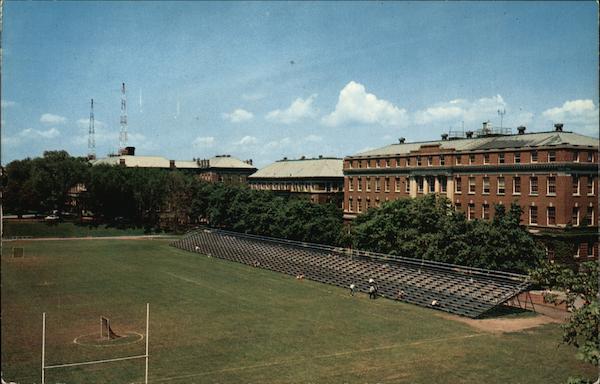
[441,133,448,141]
[245,159,253,166]
[517,126,526,135]
[398,137,406,144]
[554,123,564,132]
[465,131,474,139]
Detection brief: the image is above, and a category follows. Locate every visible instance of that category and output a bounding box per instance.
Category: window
[547,207,556,226]
[572,207,579,226]
[375,178,381,192]
[575,244,580,259]
[358,160,363,168]
[348,177,354,192]
[357,177,362,191]
[440,155,445,166]
[469,154,475,164]
[483,154,490,164]
[573,151,579,162]
[357,199,362,213]
[427,156,433,166]
[514,152,521,163]
[407,157,412,166]
[531,150,538,163]
[385,159,390,168]
[384,177,390,192]
[395,177,401,192]
[456,155,462,165]
[548,151,556,162]
[417,177,424,193]
[405,177,410,193]
[396,158,401,167]
[547,176,556,195]
[376,159,380,168]
[366,177,371,192]
[482,204,490,220]
[529,206,538,225]
[588,243,594,258]
[530,176,538,195]
[587,176,595,195]
[348,198,353,212]
[497,177,505,195]
[348,161,353,169]
[499,153,505,164]
[455,202,462,211]
[468,204,475,220]
[586,206,594,226]
[573,175,580,195]
[588,151,593,162]
[455,177,462,193]
[513,176,521,194]
[468,177,476,194]
[366,160,371,168]
[482,177,490,194]
[440,176,447,193]
[366,200,370,210]
[428,176,435,193]
[417,156,422,166]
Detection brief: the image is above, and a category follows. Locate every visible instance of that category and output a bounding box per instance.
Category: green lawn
[1,239,594,383]
[2,221,160,238]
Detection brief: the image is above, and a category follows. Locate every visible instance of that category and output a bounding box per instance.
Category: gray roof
[92,155,255,169]
[249,158,343,179]
[351,131,599,158]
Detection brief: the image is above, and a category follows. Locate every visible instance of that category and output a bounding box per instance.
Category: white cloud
[40,113,67,125]
[304,134,322,142]
[414,95,507,125]
[193,136,215,147]
[1,100,17,108]
[235,135,258,145]
[542,100,599,134]
[20,127,61,139]
[266,94,318,124]
[222,108,254,123]
[265,137,292,150]
[322,81,407,127]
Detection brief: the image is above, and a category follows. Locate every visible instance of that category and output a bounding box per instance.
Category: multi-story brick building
[343,124,598,261]
[248,156,344,205]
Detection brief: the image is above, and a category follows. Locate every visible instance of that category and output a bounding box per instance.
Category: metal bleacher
[170,228,531,318]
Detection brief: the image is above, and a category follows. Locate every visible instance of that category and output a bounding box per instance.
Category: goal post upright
[145,302,149,384]
[41,312,46,384]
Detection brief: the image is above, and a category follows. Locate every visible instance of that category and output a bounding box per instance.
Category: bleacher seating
[171,229,531,318]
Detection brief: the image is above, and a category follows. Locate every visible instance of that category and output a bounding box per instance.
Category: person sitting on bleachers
[195,246,200,252]
[369,285,376,299]
[349,283,356,296]
[431,299,439,307]
[396,290,404,301]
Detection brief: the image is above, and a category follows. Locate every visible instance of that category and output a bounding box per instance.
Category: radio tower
[88,99,96,159]
[119,82,128,154]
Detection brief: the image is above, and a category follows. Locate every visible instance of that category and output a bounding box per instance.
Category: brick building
[343,124,598,261]
[248,157,344,204]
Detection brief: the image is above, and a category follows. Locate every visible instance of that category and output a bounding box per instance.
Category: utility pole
[119,83,128,153]
[88,99,96,160]
[497,109,506,129]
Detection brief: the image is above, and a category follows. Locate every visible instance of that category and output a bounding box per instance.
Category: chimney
[169,160,176,169]
[246,159,253,166]
[517,126,526,135]
[554,123,564,132]
[398,137,405,144]
[441,133,448,141]
[465,131,474,139]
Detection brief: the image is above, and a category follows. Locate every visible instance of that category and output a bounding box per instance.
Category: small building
[248,156,344,205]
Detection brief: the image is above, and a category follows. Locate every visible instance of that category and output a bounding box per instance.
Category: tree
[3,158,38,217]
[530,261,599,383]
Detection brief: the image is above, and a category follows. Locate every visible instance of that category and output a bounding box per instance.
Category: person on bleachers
[431,300,439,307]
[396,289,404,301]
[349,283,356,296]
[369,285,376,299]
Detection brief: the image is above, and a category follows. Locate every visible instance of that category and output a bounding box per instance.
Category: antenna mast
[88,99,96,160]
[497,109,506,129]
[119,82,128,153]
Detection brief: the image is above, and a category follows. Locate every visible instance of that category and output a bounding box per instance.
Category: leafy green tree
[530,261,599,383]
[3,158,39,217]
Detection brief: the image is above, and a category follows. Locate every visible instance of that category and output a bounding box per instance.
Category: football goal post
[41,303,150,384]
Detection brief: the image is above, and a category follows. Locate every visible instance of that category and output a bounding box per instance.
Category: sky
[1,1,598,167]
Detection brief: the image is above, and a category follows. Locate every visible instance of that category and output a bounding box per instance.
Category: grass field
[2,221,161,238]
[1,239,594,383]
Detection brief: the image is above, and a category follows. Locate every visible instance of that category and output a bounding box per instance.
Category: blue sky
[1,1,598,166]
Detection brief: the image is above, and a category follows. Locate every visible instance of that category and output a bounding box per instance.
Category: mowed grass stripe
[1,239,595,384]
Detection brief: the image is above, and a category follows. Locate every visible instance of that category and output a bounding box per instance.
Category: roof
[351,131,599,158]
[92,155,255,170]
[249,158,343,179]
[91,155,171,168]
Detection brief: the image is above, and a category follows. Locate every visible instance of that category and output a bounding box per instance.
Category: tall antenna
[88,99,96,159]
[497,109,506,129]
[119,82,128,153]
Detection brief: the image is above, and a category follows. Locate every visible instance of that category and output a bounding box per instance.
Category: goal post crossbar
[41,303,150,384]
